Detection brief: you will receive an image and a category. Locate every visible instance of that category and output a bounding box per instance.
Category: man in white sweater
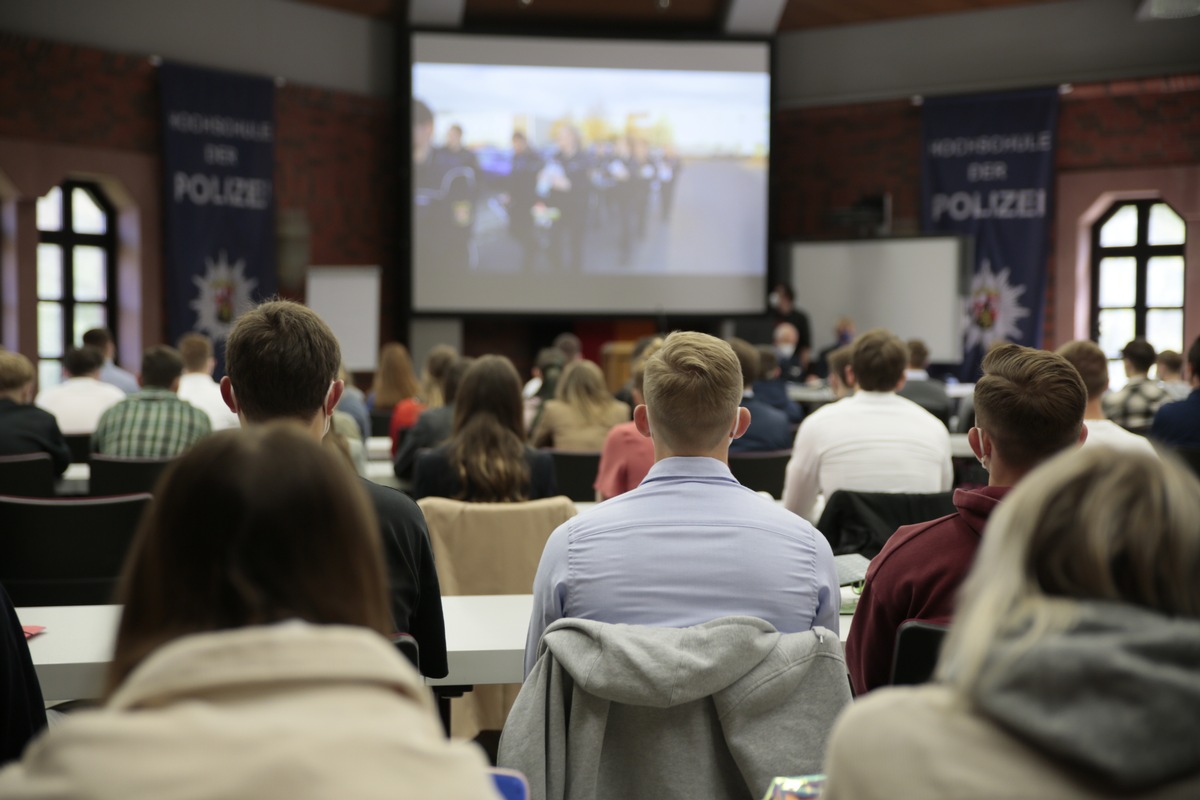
[1057,339,1156,456]
[782,329,952,521]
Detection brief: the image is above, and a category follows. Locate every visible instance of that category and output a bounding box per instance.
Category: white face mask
[768,291,781,310]
[777,343,796,360]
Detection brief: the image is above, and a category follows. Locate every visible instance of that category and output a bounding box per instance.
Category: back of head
[974,344,1086,472]
[851,329,907,392]
[535,347,565,402]
[1122,339,1156,374]
[727,337,759,389]
[442,357,473,407]
[1055,340,1109,400]
[756,345,779,380]
[642,331,742,453]
[81,328,112,351]
[177,333,214,374]
[422,344,458,408]
[372,343,421,408]
[1156,350,1183,378]
[553,332,582,362]
[225,300,342,423]
[109,425,391,693]
[631,339,664,397]
[141,346,184,389]
[0,351,34,394]
[827,345,855,389]
[555,360,612,423]
[939,446,1200,691]
[449,355,529,502]
[907,339,930,370]
[63,346,104,378]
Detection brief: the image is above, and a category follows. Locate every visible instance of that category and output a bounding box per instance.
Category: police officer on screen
[540,125,591,272]
[412,100,476,272]
[504,131,543,270]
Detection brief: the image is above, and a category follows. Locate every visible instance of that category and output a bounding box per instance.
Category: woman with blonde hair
[0,425,497,798]
[530,359,629,451]
[369,342,421,415]
[413,355,557,502]
[823,446,1200,799]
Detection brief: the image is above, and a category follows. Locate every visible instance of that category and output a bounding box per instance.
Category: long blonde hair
[936,446,1200,696]
[554,360,613,425]
[420,344,458,409]
[371,343,421,408]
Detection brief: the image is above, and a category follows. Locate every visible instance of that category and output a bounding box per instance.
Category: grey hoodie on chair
[498,616,852,800]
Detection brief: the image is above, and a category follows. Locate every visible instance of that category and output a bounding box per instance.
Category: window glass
[38,359,62,392]
[1099,204,1138,248]
[1107,360,1127,394]
[38,302,64,359]
[73,246,108,301]
[1146,256,1184,308]
[1097,257,1136,308]
[37,244,63,301]
[1098,308,1135,359]
[36,187,62,232]
[1148,203,1185,246]
[73,304,108,346]
[71,187,107,234]
[1146,309,1184,356]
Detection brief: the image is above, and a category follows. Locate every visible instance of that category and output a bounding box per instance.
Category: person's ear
[968,426,988,462]
[220,376,240,414]
[324,379,345,417]
[1077,422,1089,447]
[633,404,652,438]
[731,406,751,440]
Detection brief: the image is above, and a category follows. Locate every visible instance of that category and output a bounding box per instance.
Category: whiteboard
[305,266,381,372]
[788,237,970,363]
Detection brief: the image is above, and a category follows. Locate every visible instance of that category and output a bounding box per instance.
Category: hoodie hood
[540,616,787,707]
[952,485,1009,536]
[973,601,1200,791]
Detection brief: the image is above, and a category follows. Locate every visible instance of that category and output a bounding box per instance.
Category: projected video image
[412,63,768,283]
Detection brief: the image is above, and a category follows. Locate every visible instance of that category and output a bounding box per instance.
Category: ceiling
[294,0,1067,32]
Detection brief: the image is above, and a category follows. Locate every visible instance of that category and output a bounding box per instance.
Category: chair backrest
[369,410,393,438]
[0,453,56,498]
[727,450,792,498]
[393,632,420,672]
[0,493,152,606]
[89,455,174,496]
[890,620,949,686]
[547,450,601,502]
[62,434,92,464]
[418,495,577,596]
[815,490,957,558]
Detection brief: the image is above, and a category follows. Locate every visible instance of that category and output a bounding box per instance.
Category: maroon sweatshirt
[845,485,1010,695]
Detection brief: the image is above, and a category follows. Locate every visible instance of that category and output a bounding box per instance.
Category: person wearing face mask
[772,323,804,382]
[768,284,811,375]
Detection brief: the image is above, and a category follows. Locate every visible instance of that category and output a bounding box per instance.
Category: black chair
[728,450,792,498]
[89,455,174,496]
[0,581,46,762]
[0,453,57,498]
[369,410,393,438]
[889,620,949,686]
[548,450,601,503]
[62,434,92,464]
[816,490,956,558]
[0,493,152,606]
[393,632,420,672]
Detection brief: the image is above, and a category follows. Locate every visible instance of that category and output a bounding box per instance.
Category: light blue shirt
[99,360,139,395]
[525,456,839,674]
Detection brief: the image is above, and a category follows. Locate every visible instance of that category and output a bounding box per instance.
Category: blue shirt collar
[641,456,738,485]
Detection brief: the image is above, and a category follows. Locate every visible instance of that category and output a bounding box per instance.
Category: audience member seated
[414,355,557,503]
[1152,336,1200,449]
[390,345,456,456]
[1103,339,1169,434]
[772,322,804,382]
[782,329,952,522]
[525,332,838,674]
[613,335,660,408]
[1157,349,1191,401]
[0,425,495,798]
[0,351,71,476]
[81,328,138,395]
[368,342,422,421]
[897,338,951,425]
[552,331,582,364]
[769,282,812,374]
[394,357,471,482]
[594,340,662,500]
[752,345,803,423]
[92,346,211,458]
[825,344,856,400]
[728,338,792,453]
[222,300,448,679]
[336,364,370,442]
[529,360,630,451]
[845,345,1087,694]
[176,333,239,431]
[0,578,46,766]
[523,347,564,432]
[35,346,125,435]
[1058,340,1156,456]
[824,446,1200,799]
[812,316,856,380]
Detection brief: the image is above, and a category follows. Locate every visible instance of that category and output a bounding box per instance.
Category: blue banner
[921,88,1058,377]
[160,62,276,361]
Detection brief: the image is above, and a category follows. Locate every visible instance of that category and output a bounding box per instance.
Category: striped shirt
[92,388,211,458]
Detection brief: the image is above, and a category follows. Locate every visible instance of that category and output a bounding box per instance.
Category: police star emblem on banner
[190,250,258,341]
[962,259,1029,352]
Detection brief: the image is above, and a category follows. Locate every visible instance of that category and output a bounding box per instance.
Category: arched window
[1090,199,1186,391]
[35,181,118,389]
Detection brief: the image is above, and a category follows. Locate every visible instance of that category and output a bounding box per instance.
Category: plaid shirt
[92,388,212,458]
[1102,376,1170,434]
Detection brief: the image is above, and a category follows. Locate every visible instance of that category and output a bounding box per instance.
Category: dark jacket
[1151,389,1200,449]
[751,378,803,424]
[0,582,46,765]
[394,405,454,482]
[0,399,71,476]
[412,445,558,503]
[730,395,794,454]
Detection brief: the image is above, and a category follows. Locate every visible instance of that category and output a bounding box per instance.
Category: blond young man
[1057,340,1156,456]
[782,329,952,522]
[176,333,239,431]
[525,331,838,674]
[0,350,71,475]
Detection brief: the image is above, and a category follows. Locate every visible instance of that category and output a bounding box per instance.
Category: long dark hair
[107,424,391,694]
[448,355,531,502]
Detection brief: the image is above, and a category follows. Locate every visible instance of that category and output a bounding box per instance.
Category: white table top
[366,436,392,461]
[950,432,972,459]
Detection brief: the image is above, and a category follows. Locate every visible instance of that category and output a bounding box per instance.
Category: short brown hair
[81,328,113,349]
[727,337,760,388]
[851,329,907,392]
[827,345,855,388]
[631,339,664,396]
[0,351,35,393]
[756,345,779,380]
[1055,340,1109,399]
[643,331,742,452]
[63,346,104,377]
[907,339,930,369]
[1121,339,1156,374]
[108,424,390,694]
[225,300,341,423]
[1157,350,1183,376]
[141,345,184,389]
[973,344,1086,471]
[177,332,213,372]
